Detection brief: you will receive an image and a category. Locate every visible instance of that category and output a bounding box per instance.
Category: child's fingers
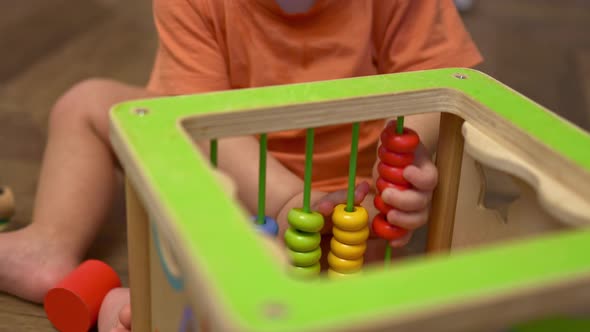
[403,145,438,192]
[389,231,413,248]
[386,209,429,230]
[381,188,431,212]
[314,181,370,217]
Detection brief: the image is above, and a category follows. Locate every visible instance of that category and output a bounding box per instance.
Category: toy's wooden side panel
[125,182,152,332]
[149,220,208,332]
[149,227,187,331]
[451,122,589,249]
[453,151,565,249]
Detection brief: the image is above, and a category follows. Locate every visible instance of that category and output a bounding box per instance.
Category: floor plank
[0,0,111,84]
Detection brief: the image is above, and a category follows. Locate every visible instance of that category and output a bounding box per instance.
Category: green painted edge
[110,68,590,331]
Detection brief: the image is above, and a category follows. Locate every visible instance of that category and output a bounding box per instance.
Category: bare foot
[98,288,131,332]
[0,227,79,303]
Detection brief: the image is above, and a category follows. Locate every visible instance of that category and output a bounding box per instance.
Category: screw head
[453,73,469,80]
[134,108,149,116]
[262,302,287,320]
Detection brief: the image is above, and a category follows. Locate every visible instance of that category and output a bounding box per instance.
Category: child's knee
[50,78,113,126]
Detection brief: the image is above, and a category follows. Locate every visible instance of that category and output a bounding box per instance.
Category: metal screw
[134,108,150,116]
[453,73,469,80]
[262,302,287,320]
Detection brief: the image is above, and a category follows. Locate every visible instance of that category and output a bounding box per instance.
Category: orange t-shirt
[147,0,482,191]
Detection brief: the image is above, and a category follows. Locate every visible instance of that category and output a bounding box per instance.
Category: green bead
[288,262,321,279]
[284,227,321,252]
[287,208,324,233]
[287,246,321,267]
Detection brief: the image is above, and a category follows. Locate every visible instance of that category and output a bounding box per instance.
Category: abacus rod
[396,116,404,134]
[384,244,392,266]
[346,123,361,212]
[210,139,218,167]
[303,128,314,213]
[384,116,403,265]
[257,134,268,224]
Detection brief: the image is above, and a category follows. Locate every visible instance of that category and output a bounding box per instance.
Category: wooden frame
[110,68,590,332]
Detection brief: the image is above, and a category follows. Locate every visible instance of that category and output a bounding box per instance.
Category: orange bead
[376,177,410,194]
[377,163,410,186]
[380,123,420,153]
[373,194,393,215]
[378,145,414,167]
[371,213,407,241]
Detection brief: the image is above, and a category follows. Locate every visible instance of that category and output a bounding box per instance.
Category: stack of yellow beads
[327,204,369,278]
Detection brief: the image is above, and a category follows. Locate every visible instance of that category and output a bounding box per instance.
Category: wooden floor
[0,0,588,330]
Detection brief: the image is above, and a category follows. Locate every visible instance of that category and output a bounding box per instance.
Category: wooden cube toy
[110,69,590,332]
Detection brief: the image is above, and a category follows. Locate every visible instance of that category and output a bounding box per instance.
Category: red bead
[373,195,393,215]
[376,177,410,194]
[380,125,420,154]
[371,214,407,241]
[377,163,410,186]
[378,145,414,167]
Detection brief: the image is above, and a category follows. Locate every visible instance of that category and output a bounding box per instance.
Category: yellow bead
[327,269,362,279]
[287,247,321,267]
[332,204,368,232]
[330,238,366,260]
[327,251,363,273]
[288,262,321,279]
[332,225,369,245]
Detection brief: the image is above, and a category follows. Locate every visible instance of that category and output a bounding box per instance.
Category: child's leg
[0,79,150,303]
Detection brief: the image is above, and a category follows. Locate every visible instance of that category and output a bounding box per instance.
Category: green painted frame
[110,68,590,332]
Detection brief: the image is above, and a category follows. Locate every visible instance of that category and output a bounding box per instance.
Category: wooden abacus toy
[110,68,590,332]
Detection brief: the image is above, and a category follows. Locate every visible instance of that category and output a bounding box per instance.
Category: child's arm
[371,0,483,245]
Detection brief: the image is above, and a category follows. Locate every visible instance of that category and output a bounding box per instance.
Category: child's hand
[276,182,371,235]
[375,143,438,248]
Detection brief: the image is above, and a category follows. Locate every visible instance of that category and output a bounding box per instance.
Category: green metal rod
[303,128,314,213]
[210,139,218,167]
[346,123,361,212]
[257,134,268,224]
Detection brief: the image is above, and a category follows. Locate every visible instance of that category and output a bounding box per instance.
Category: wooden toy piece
[110,69,590,332]
[44,260,121,332]
[372,120,417,244]
[0,186,15,229]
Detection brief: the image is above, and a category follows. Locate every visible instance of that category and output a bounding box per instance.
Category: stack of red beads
[372,120,420,242]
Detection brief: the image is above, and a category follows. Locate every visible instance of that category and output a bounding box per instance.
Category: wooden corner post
[427,113,465,253]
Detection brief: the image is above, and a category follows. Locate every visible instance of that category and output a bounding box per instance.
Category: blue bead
[252,216,279,237]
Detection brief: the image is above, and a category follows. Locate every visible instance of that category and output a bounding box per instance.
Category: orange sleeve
[375,0,483,73]
[147,0,230,95]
